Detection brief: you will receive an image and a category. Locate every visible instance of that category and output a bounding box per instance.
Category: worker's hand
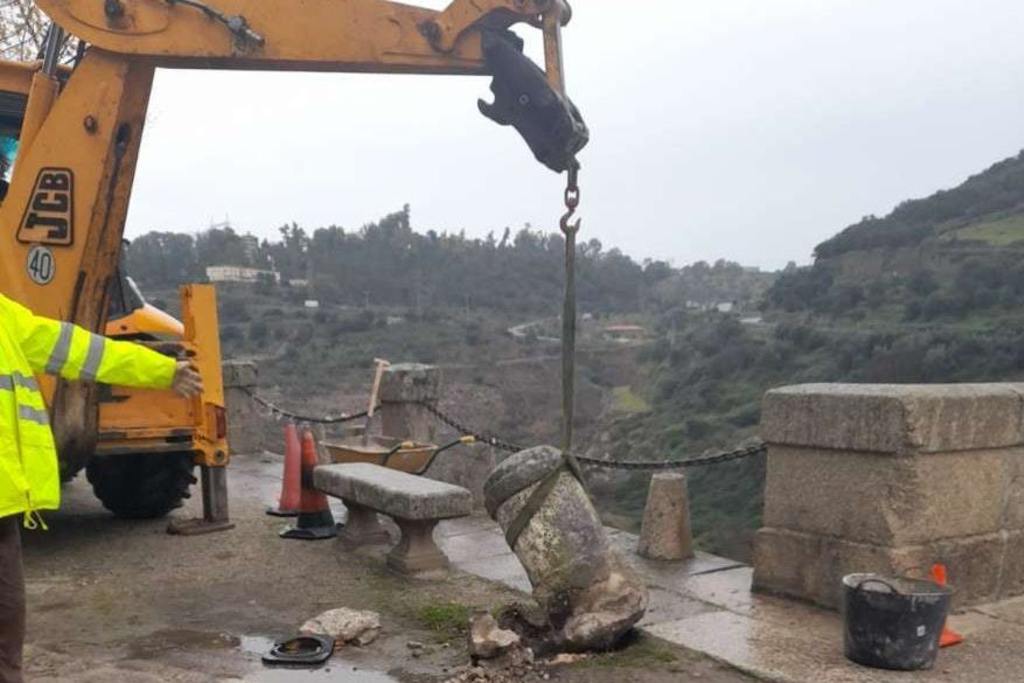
[172,361,203,397]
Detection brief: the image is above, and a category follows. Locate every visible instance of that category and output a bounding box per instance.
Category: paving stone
[437,514,495,538]
[638,586,720,627]
[439,529,513,559]
[457,554,531,593]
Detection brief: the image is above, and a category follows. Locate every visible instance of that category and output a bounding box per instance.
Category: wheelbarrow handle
[381,441,416,467]
[416,436,477,474]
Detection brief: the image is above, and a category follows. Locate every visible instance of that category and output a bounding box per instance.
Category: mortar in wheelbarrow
[323,435,475,475]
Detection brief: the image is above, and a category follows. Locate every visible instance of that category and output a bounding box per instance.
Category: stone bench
[313,463,473,577]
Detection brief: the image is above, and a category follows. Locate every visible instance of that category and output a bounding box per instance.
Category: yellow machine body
[0,0,576,524]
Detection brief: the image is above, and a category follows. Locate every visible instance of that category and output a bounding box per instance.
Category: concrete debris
[445,651,542,683]
[469,613,521,660]
[485,445,648,651]
[300,608,380,646]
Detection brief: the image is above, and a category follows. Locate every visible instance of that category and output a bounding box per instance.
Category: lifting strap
[504,161,585,552]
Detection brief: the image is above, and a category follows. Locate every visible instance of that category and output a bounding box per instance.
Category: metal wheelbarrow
[323,435,476,475]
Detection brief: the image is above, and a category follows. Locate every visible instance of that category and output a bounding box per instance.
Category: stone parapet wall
[753,383,1024,609]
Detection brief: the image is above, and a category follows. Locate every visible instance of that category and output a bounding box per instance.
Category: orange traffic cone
[280,429,338,541]
[931,564,964,648]
[267,423,302,517]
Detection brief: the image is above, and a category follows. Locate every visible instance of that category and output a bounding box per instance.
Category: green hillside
[596,148,1024,561]
[767,151,1024,323]
[815,150,1024,257]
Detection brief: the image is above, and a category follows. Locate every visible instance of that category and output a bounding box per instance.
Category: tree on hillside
[0,2,78,62]
[126,206,660,315]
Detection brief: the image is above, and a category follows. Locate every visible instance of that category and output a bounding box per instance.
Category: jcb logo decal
[18,168,74,246]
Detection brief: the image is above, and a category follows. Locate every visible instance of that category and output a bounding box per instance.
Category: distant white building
[716,302,735,313]
[603,325,647,343]
[304,300,320,309]
[206,266,280,284]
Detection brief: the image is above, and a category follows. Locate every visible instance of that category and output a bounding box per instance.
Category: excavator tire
[86,453,197,519]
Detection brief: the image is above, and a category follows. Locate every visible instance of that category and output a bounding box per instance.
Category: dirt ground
[20,454,752,682]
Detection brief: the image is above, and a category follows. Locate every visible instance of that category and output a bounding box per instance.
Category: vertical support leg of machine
[201,465,231,527]
[167,466,235,536]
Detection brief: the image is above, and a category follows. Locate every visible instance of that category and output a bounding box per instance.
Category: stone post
[222,361,263,456]
[380,363,495,507]
[380,363,441,445]
[753,383,1024,609]
[638,472,694,561]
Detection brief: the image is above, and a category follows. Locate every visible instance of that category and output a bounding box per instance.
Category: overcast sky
[124,0,1024,270]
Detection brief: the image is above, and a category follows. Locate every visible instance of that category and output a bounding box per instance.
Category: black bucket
[842,573,951,671]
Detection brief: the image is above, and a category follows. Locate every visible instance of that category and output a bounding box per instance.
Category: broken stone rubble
[300,607,381,646]
[469,612,521,660]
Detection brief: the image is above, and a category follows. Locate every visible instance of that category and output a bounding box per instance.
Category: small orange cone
[280,429,338,541]
[267,423,302,517]
[931,563,964,648]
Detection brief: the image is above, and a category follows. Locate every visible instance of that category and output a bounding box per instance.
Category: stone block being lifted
[484,445,648,650]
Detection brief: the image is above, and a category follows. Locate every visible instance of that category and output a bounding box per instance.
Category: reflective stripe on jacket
[0,293,178,524]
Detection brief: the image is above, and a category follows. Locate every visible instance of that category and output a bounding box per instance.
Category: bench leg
[387,518,448,577]
[338,501,390,547]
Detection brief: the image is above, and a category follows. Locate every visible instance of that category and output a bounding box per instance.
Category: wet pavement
[21,455,431,682]
[30,451,1024,682]
[441,513,1024,682]
[20,454,748,683]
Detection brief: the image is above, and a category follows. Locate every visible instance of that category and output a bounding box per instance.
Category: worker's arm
[5,295,195,392]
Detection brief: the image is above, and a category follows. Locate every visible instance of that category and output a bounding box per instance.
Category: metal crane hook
[560,161,581,236]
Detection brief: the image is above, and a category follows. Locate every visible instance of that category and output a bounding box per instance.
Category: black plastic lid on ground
[261,634,335,667]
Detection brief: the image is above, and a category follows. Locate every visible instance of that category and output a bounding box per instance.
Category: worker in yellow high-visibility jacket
[0,293,202,683]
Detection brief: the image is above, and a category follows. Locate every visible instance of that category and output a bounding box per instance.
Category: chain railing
[239,386,370,425]
[239,389,767,469]
[385,398,767,470]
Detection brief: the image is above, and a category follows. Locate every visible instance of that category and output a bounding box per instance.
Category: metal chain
[574,442,767,470]
[389,397,766,470]
[385,399,524,453]
[560,161,581,454]
[240,386,370,425]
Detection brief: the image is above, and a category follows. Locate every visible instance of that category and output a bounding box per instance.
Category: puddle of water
[246,666,397,682]
[126,630,398,682]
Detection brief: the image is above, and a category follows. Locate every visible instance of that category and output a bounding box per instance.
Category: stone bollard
[222,361,263,455]
[637,472,694,561]
[485,445,648,651]
[380,363,495,508]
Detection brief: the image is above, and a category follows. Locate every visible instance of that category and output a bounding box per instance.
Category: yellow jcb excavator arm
[0,0,586,531]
